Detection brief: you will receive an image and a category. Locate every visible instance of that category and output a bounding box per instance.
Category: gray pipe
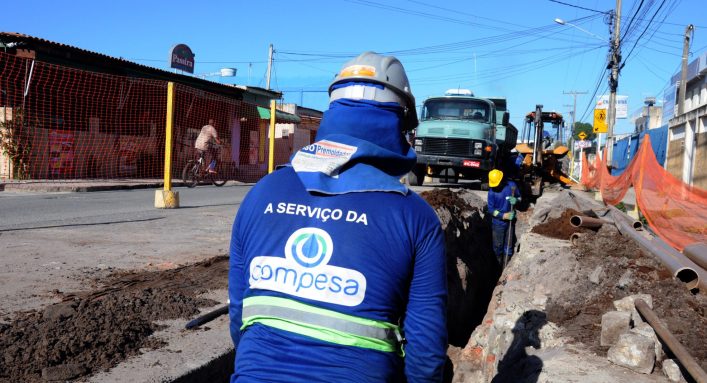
[610,209,705,292]
[570,215,611,229]
[635,299,707,383]
[683,242,707,271]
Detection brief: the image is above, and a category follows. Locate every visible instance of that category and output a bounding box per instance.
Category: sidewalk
[569,183,638,215]
[0,179,251,192]
[0,179,168,192]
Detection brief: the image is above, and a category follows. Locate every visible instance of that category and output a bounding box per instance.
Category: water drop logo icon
[285,228,333,269]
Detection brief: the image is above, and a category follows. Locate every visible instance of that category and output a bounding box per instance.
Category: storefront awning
[256,106,301,124]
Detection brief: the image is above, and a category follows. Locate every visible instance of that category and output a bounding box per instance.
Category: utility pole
[266,44,274,90]
[677,25,694,115]
[678,24,695,186]
[563,104,573,144]
[606,0,622,168]
[563,90,587,138]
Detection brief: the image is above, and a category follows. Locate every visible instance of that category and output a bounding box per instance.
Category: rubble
[446,189,706,382]
[607,332,656,374]
[662,359,687,382]
[614,294,653,326]
[600,311,632,346]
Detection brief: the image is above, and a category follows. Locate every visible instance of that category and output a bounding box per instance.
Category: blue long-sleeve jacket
[487,180,520,228]
[229,166,447,383]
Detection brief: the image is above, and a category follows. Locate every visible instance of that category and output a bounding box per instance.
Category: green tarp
[256,106,301,123]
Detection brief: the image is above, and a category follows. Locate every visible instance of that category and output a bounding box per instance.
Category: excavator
[514,104,575,199]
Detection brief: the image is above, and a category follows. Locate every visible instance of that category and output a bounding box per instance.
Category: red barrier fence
[581,135,707,251]
[0,52,302,183]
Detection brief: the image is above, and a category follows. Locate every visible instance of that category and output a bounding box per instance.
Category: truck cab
[409,89,516,186]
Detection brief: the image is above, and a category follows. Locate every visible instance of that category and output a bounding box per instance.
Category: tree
[572,122,596,141]
[0,109,32,180]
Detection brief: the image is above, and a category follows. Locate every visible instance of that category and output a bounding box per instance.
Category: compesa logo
[286,228,332,268]
[249,228,366,306]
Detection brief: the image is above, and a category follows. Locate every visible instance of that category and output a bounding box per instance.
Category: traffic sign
[577,131,587,140]
[593,109,607,133]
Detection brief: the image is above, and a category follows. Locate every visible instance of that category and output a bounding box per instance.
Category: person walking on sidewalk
[229,52,448,382]
[194,119,221,173]
[487,169,521,267]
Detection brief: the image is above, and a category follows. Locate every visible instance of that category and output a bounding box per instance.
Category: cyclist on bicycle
[194,119,222,173]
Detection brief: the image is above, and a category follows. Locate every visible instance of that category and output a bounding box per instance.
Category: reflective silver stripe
[242,304,400,344]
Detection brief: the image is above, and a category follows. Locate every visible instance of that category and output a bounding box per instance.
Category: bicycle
[182,148,227,188]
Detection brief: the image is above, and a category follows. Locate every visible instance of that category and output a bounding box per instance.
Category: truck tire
[440,168,458,184]
[408,166,425,186]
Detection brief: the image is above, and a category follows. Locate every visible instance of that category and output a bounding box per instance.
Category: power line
[622,0,671,67]
[549,0,607,14]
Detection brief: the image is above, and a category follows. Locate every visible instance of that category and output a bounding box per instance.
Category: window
[422,99,490,122]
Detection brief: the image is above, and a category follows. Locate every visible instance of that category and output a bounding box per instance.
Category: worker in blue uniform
[487,169,521,267]
[229,52,448,383]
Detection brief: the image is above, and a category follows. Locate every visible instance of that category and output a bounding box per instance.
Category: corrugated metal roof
[0,31,281,100]
[0,32,171,73]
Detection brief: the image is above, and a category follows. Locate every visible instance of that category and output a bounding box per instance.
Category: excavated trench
[420,188,502,348]
[0,188,506,383]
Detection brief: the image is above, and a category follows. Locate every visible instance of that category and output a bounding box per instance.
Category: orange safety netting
[581,135,707,251]
[0,51,315,183]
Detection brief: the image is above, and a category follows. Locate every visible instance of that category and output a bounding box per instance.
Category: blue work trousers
[492,223,514,266]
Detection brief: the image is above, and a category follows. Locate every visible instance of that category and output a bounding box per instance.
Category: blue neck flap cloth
[289,98,417,195]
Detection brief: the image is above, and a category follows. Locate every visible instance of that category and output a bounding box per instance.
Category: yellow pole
[164,82,175,190]
[268,99,276,173]
[155,81,179,208]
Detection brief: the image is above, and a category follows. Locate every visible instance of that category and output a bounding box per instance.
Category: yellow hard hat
[488,169,504,188]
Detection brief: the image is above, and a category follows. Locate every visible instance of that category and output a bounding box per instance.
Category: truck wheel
[408,166,425,186]
[440,169,458,184]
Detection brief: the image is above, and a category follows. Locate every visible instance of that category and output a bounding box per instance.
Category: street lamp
[198,67,237,81]
[554,18,606,42]
[555,16,616,166]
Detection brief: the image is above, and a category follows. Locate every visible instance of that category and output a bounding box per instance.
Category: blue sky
[3,0,705,135]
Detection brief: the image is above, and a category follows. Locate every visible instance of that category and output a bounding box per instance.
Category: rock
[614,294,652,326]
[589,265,605,284]
[42,363,87,381]
[42,302,76,321]
[631,323,663,362]
[616,270,633,289]
[613,294,653,311]
[662,359,687,382]
[600,311,631,346]
[607,333,655,374]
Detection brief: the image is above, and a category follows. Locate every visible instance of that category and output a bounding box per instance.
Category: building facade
[0,32,320,182]
[667,51,707,189]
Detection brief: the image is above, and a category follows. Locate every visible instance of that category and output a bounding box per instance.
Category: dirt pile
[0,256,228,383]
[421,189,500,347]
[531,208,595,240]
[540,214,707,374]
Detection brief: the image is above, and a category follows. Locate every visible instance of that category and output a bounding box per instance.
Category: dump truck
[408,89,518,186]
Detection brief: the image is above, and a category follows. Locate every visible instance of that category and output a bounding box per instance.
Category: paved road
[0,185,250,317]
[0,185,250,231]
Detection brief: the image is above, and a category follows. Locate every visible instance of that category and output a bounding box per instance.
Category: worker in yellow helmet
[487,169,521,267]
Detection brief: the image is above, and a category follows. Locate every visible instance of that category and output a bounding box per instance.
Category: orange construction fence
[0,51,316,183]
[581,135,707,251]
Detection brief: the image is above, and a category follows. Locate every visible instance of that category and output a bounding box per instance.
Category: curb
[1,183,168,193]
